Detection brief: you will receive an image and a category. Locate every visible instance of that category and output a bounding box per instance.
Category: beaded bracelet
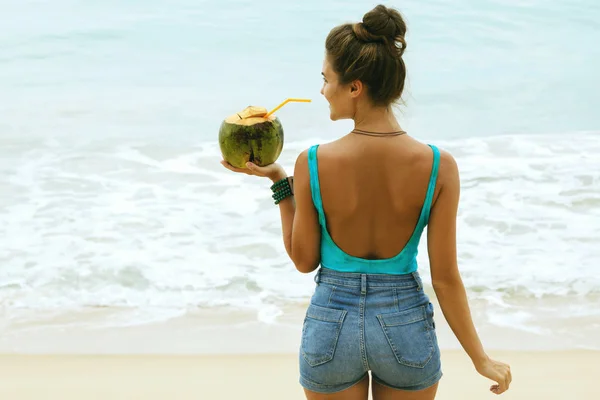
[270,177,294,205]
[271,177,293,204]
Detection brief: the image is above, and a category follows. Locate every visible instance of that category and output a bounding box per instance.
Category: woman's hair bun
[354,4,407,55]
[325,5,409,106]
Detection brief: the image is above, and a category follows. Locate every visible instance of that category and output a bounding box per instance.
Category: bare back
[315,134,440,260]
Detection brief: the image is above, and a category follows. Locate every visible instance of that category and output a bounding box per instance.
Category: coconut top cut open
[224,106,278,126]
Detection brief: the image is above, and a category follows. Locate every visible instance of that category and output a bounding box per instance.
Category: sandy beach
[0,350,596,399]
[1,301,598,399]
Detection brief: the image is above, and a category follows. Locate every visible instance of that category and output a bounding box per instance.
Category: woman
[221,4,512,399]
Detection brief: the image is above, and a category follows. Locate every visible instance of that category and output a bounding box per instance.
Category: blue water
[1,1,599,346]
[2,0,599,143]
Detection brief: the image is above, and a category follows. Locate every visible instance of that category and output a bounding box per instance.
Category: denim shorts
[299,267,443,394]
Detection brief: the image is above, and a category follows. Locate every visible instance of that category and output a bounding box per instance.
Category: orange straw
[264,98,311,118]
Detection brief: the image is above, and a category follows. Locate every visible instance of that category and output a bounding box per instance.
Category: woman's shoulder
[432,145,459,181]
[302,138,356,158]
[294,139,459,176]
[294,139,339,161]
[425,145,459,209]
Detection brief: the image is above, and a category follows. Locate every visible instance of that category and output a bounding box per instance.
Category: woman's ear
[349,80,364,98]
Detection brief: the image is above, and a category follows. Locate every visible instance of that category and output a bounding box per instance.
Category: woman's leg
[372,381,438,400]
[304,374,370,400]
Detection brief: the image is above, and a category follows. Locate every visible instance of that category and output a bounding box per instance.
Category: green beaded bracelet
[272,188,292,202]
[271,177,294,205]
[272,187,292,203]
[270,178,289,191]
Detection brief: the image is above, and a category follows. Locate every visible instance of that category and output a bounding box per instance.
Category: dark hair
[325,4,407,107]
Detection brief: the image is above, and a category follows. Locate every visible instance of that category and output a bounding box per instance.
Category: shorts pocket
[377,305,434,369]
[301,303,347,367]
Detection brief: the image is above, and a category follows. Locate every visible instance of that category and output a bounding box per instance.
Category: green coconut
[218,106,284,169]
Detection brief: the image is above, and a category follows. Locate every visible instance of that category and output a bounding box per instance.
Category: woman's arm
[427,150,512,395]
[426,151,487,364]
[223,150,321,273]
[258,150,321,273]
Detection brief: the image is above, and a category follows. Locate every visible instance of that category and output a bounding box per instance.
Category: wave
[0,131,598,327]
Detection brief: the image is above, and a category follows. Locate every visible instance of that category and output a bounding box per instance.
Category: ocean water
[1,1,600,347]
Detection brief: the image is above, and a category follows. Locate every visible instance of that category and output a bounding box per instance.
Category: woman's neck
[352,104,402,133]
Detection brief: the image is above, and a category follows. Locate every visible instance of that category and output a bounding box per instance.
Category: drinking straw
[264,98,311,118]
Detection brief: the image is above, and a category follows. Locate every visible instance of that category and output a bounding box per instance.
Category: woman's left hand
[220,160,287,182]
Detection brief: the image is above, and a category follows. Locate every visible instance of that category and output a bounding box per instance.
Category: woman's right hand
[475,356,512,395]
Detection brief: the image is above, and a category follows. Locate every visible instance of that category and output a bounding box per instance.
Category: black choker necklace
[351,128,407,137]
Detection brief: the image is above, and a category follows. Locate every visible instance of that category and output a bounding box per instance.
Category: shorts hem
[299,372,368,394]
[372,369,443,392]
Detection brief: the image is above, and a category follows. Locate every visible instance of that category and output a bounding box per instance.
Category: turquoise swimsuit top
[307,144,440,275]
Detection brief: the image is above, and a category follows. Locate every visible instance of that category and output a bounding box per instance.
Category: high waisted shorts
[299,267,443,394]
